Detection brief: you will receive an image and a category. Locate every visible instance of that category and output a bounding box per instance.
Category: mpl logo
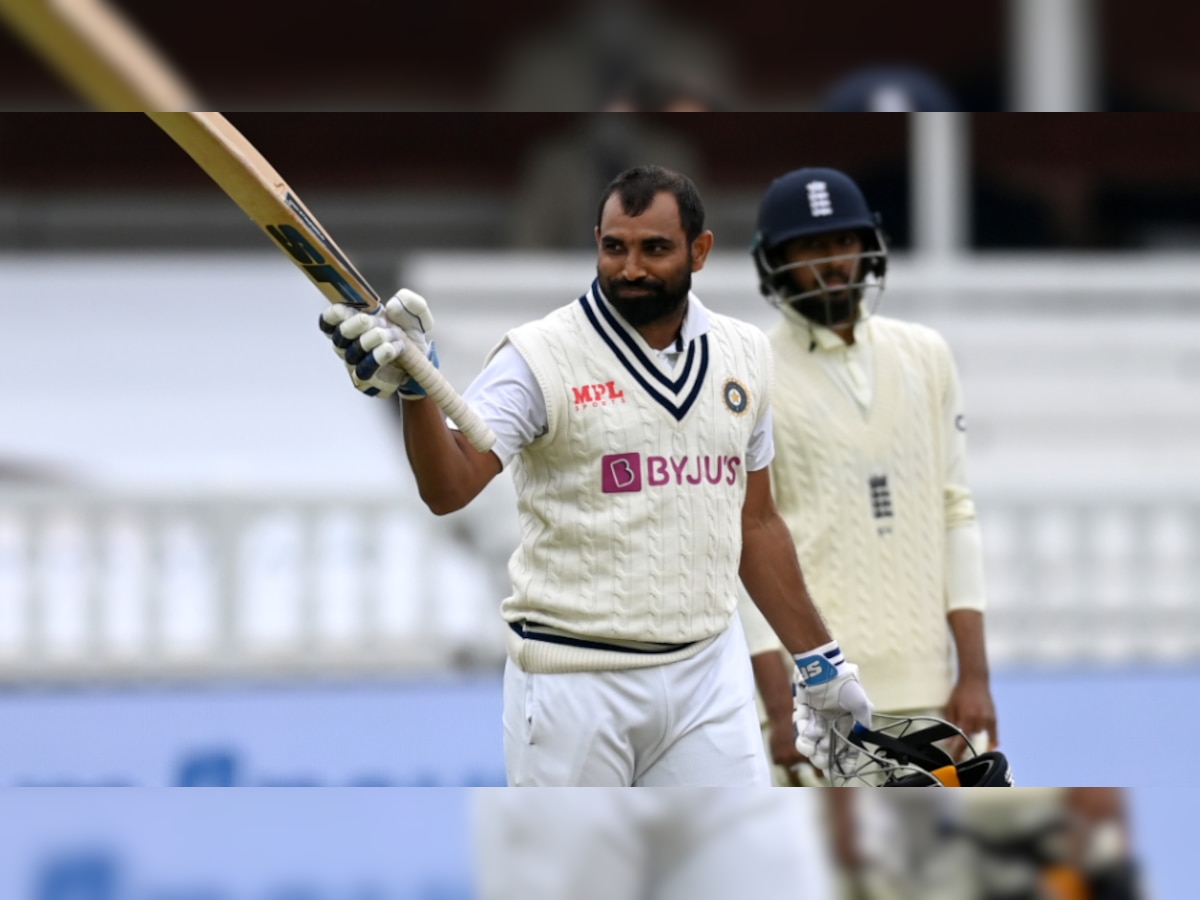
[572,381,626,408]
[601,453,743,493]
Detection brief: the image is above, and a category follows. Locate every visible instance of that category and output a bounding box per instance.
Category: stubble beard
[791,288,861,328]
[601,264,693,328]
[788,263,861,327]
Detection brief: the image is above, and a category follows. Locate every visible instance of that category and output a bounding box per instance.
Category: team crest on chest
[722,378,750,415]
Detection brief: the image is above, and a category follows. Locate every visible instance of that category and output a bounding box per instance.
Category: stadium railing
[0,483,1196,681]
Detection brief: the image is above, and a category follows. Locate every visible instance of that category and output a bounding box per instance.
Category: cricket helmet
[751,167,888,324]
[827,713,1014,788]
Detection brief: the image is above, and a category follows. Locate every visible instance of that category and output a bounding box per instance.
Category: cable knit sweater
[501,289,773,674]
[768,310,985,712]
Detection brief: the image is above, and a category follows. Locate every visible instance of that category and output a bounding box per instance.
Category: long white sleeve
[941,348,986,613]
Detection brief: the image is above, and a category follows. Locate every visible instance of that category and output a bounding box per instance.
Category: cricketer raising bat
[145,113,497,453]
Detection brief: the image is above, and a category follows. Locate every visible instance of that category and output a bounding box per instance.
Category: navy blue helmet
[752,167,888,322]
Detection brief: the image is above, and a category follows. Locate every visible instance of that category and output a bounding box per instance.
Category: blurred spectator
[820,65,959,112]
[602,70,734,113]
[508,115,705,249]
[488,0,739,111]
[815,66,962,251]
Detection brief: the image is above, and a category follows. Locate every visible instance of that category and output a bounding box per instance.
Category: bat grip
[395,341,497,454]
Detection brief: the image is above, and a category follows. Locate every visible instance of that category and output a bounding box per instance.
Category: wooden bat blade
[146,112,497,454]
[0,0,197,110]
[147,112,381,311]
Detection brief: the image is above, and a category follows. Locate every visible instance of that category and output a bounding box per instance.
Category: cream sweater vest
[768,314,967,711]
[501,286,772,673]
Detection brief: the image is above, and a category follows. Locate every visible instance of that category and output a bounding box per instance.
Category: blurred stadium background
[3,0,1200,112]
[1,26,1198,888]
[0,110,1195,895]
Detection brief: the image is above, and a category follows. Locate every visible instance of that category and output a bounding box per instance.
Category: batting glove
[792,641,874,773]
[319,289,438,400]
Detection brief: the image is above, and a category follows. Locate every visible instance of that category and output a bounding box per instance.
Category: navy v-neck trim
[579,283,709,422]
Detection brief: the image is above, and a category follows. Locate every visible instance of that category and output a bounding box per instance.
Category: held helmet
[752,167,888,326]
[826,713,1014,788]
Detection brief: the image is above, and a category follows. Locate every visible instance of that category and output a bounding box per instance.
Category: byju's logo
[601,453,742,493]
[602,453,642,493]
[572,381,626,408]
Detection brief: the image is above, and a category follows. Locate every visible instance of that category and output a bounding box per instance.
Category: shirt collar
[593,281,711,351]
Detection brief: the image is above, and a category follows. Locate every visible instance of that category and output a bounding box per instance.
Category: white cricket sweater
[499,283,773,673]
[767,311,984,712]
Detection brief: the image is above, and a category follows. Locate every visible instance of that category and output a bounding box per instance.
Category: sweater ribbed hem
[505,626,718,674]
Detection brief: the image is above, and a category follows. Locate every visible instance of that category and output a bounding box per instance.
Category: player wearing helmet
[746,167,998,785]
[752,167,889,334]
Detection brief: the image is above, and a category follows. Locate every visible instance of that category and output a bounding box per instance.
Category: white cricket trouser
[502,615,770,786]
[473,788,835,900]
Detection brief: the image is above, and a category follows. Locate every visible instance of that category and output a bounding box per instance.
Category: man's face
[595,191,697,327]
[779,229,864,326]
[781,229,864,299]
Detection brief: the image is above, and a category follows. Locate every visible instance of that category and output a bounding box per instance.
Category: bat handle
[395,341,497,454]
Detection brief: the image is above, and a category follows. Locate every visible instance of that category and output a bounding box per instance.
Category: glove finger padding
[381,290,434,363]
[793,706,859,775]
[351,338,414,398]
[791,644,875,776]
[356,335,405,377]
[835,676,873,727]
[348,321,400,366]
[385,288,435,336]
[796,661,873,726]
[354,336,440,400]
[793,701,824,763]
[318,304,356,353]
[319,291,441,401]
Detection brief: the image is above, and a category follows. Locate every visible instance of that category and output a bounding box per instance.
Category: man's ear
[691,230,715,271]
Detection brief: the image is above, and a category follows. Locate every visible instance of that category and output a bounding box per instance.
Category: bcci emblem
[723,378,749,415]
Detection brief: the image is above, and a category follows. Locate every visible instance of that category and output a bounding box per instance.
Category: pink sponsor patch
[601,453,642,493]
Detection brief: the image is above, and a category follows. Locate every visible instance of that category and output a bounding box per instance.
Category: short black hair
[596,165,706,243]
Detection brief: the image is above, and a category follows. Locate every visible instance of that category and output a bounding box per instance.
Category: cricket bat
[145,113,496,452]
[0,0,197,110]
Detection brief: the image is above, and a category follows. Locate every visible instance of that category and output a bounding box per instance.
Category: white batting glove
[318,289,438,400]
[792,641,874,773]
